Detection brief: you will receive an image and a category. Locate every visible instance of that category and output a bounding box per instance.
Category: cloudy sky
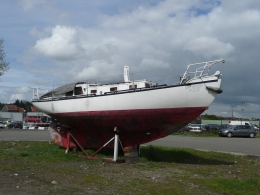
[0,0,260,119]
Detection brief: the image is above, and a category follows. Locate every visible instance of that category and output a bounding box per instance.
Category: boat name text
[186,84,203,92]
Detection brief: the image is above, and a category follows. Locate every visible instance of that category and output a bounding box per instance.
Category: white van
[228,121,251,126]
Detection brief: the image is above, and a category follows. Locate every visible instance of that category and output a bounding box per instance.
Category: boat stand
[66,127,125,163]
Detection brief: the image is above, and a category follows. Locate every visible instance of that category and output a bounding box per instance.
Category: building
[1,104,25,113]
[0,112,23,122]
[0,104,25,122]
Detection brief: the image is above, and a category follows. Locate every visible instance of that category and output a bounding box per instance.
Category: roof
[5,105,17,111]
[1,104,25,113]
[18,108,25,113]
[31,106,38,112]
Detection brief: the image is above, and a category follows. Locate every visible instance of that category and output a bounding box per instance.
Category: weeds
[0,141,260,195]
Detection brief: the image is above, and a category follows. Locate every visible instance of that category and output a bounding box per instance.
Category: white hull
[31,59,224,148]
[33,77,221,115]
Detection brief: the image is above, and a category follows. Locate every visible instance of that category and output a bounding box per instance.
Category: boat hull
[48,106,206,149]
[33,78,221,149]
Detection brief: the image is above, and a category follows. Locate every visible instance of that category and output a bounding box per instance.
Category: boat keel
[49,122,140,163]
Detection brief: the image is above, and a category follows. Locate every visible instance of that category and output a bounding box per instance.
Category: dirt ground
[1,141,260,195]
[0,160,185,195]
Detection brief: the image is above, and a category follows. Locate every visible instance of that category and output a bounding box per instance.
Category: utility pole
[241,102,245,125]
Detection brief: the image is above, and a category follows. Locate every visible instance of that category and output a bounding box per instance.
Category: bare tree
[0,38,10,76]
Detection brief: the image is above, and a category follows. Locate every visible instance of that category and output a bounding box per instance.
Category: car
[188,124,206,133]
[1,121,10,128]
[220,124,229,129]
[218,124,257,138]
[7,122,23,129]
[23,122,37,129]
[0,121,4,128]
[205,124,221,131]
[178,124,190,132]
[253,124,259,132]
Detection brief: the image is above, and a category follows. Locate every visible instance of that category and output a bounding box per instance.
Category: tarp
[39,81,95,99]
[25,118,41,123]
[40,83,76,99]
[25,117,40,121]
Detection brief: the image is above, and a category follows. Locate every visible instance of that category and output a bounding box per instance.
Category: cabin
[72,79,155,96]
[39,66,157,100]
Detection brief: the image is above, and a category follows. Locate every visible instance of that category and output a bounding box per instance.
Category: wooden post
[124,146,139,164]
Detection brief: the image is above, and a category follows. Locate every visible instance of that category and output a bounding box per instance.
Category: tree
[14,99,19,107]
[0,38,10,76]
[202,114,220,120]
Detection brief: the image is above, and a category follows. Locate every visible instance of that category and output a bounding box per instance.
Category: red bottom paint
[48,107,206,149]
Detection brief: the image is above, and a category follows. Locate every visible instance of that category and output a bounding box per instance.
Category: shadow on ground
[80,145,234,165]
[139,145,234,165]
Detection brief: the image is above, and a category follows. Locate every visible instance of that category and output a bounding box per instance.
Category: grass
[173,131,220,137]
[0,141,260,195]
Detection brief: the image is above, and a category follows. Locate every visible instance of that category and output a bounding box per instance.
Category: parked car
[23,123,37,129]
[220,124,229,129]
[7,122,23,129]
[253,124,259,132]
[205,124,221,131]
[1,121,11,128]
[218,124,257,138]
[178,124,190,132]
[0,121,4,128]
[188,124,206,133]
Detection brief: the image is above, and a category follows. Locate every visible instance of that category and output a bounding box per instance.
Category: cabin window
[74,87,83,95]
[145,83,150,88]
[129,85,137,89]
[91,90,97,94]
[110,87,117,92]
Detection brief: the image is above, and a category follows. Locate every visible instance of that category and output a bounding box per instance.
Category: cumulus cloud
[17,87,30,93]
[140,58,170,69]
[10,94,26,101]
[2,0,260,117]
[34,25,83,60]
[184,37,234,58]
[0,89,8,102]
[76,65,100,80]
[32,0,238,69]
[221,1,260,12]
[30,27,52,39]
